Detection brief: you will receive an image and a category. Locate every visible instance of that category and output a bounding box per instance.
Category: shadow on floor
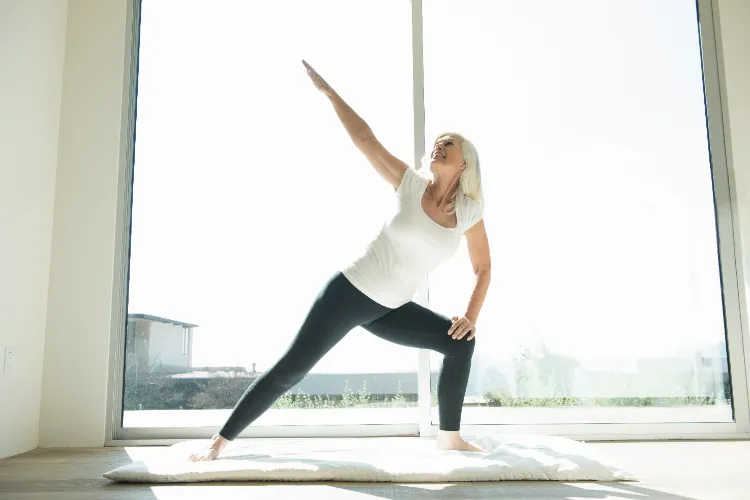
[97,480,699,500]
[331,481,699,500]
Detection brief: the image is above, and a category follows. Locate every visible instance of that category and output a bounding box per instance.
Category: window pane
[424,0,731,424]
[124,0,417,429]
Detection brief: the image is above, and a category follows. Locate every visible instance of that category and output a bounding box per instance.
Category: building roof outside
[128,313,198,328]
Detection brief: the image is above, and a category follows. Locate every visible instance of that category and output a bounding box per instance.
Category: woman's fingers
[302,60,326,85]
[457,323,474,340]
[449,316,477,340]
[454,322,471,340]
[447,316,476,340]
[303,60,318,80]
[302,59,317,75]
[449,318,469,339]
[448,318,462,336]
[302,60,335,97]
[450,322,463,339]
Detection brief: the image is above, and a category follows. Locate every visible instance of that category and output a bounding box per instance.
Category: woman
[189,60,492,461]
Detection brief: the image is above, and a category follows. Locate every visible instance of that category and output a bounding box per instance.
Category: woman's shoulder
[397,167,429,196]
[408,166,431,183]
[458,193,482,211]
[458,194,484,230]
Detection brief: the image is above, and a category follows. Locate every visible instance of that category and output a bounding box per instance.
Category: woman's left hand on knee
[448,316,476,341]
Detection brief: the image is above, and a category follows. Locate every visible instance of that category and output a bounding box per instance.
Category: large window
[423,0,730,424]
[124,0,419,430]
[116,0,741,438]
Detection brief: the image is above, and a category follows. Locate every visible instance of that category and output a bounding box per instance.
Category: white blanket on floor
[103,434,636,483]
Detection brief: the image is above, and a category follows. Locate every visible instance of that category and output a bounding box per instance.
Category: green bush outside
[123,373,728,411]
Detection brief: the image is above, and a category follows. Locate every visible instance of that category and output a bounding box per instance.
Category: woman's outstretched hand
[303,60,335,97]
[449,316,476,341]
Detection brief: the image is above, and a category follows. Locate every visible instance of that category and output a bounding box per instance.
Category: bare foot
[188,434,229,462]
[436,431,486,453]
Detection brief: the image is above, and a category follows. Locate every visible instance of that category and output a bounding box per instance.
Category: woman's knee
[445,336,475,358]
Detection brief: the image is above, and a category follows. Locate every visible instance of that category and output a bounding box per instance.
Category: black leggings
[219,272,475,440]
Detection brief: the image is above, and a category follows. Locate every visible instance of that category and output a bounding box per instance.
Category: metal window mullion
[107,0,142,443]
[410,0,433,437]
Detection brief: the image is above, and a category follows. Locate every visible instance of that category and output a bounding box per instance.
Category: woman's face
[429,134,464,176]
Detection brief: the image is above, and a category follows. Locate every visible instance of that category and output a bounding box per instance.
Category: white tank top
[343,167,483,308]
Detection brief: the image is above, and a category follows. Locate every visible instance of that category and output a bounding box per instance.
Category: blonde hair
[420,132,483,214]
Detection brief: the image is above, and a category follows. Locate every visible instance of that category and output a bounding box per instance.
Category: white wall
[39,0,131,448]
[148,323,190,371]
[0,0,69,459]
[15,0,749,449]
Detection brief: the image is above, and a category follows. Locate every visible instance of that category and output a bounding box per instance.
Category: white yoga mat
[104,434,636,483]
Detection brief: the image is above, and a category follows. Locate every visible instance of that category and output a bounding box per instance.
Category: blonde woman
[190,61,491,461]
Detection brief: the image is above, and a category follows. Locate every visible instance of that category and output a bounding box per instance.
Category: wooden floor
[1,438,749,500]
